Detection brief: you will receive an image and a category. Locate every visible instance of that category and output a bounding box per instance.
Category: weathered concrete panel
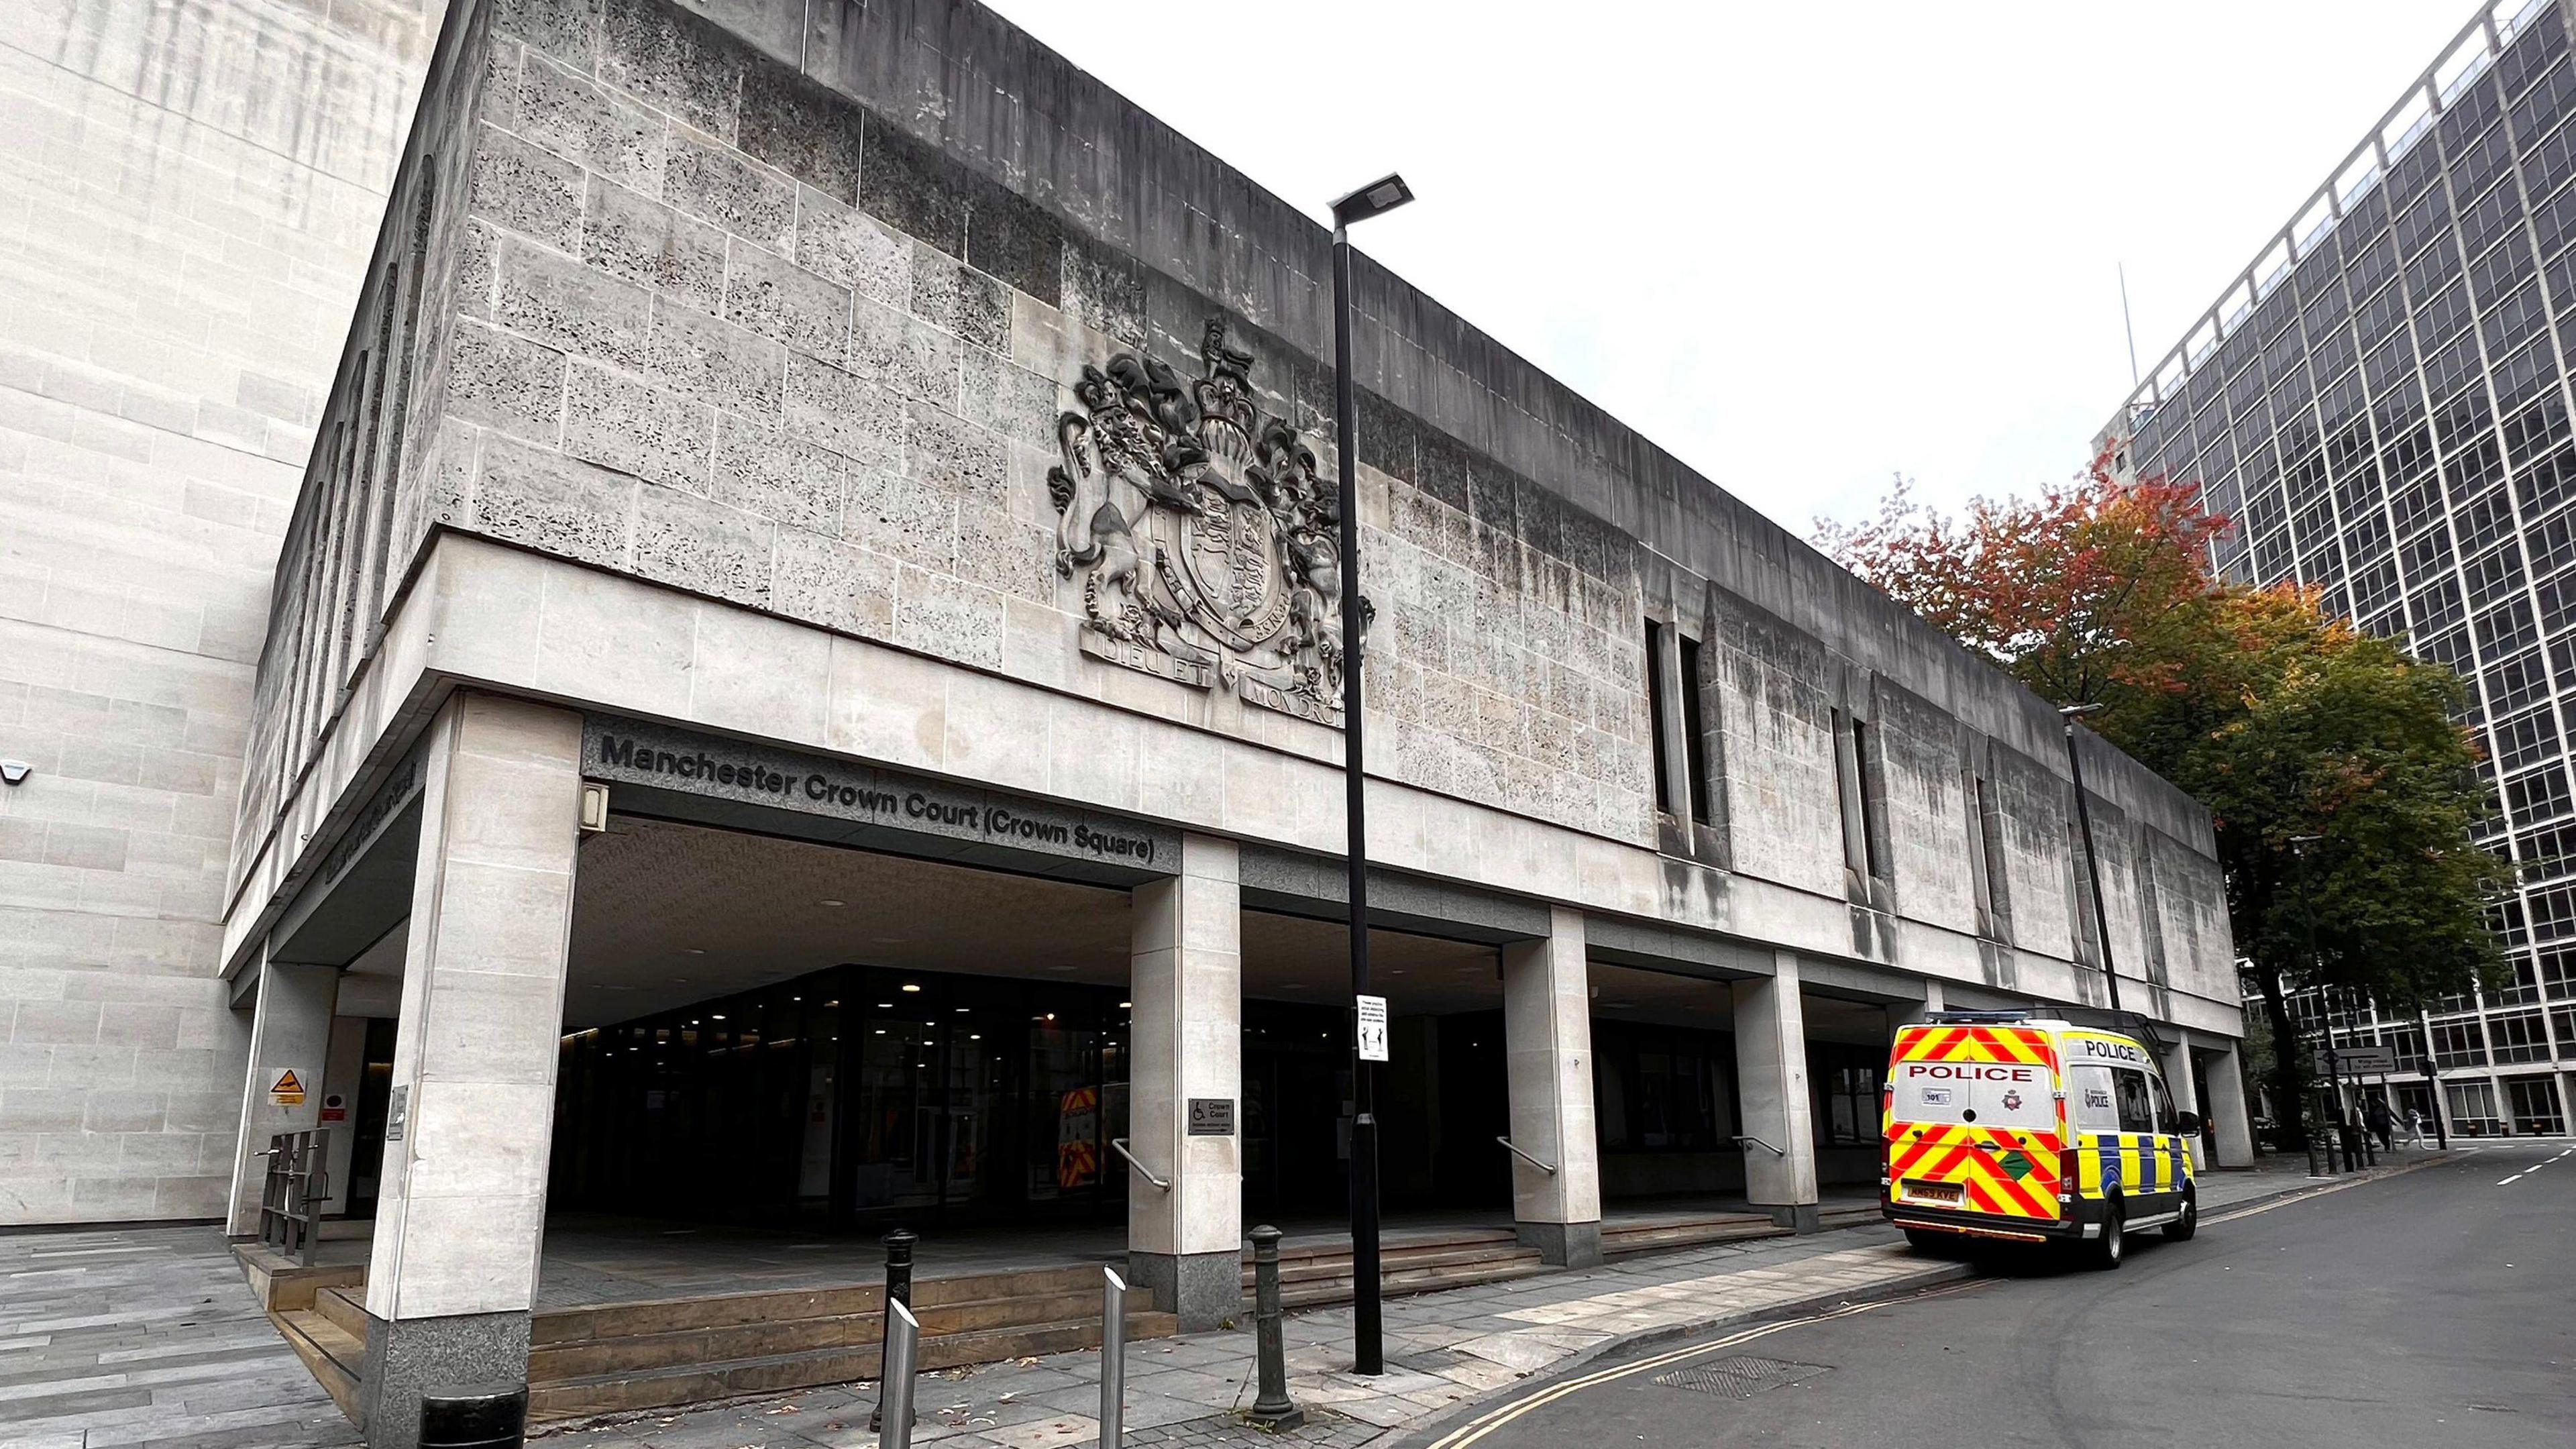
[0,0,441,1223]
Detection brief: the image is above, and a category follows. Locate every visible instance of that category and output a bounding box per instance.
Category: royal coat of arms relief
[1046,319,1366,727]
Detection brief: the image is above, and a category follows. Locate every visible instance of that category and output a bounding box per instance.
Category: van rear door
[1886,1025,2063,1221]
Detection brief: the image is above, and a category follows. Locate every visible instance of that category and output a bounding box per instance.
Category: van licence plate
[1903,1179,1963,1205]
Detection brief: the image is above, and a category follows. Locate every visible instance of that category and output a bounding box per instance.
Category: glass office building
[2103,0,2576,1135]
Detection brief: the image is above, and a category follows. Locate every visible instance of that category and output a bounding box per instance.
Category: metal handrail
[1109,1138,1169,1191]
[1494,1136,1556,1175]
[258,1128,329,1265]
[1735,1134,1786,1158]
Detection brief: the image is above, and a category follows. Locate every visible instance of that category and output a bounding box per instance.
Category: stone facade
[0,0,439,1223]
[227,0,2235,1023]
[5,0,2251,1248]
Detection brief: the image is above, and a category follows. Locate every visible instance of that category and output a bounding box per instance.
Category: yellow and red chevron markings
[1886,1120,2063,1219]
[1886,1025,2064,1220]
[1897,1024,2059,1070]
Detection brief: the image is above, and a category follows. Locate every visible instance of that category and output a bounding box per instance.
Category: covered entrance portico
[546,813,1532,1242]
[228,697,2057,1436]
[236,704,1635,1327]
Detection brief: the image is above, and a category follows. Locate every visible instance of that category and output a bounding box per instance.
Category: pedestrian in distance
[2405,1108,2428,1146]
[2367,1096,2396,1152]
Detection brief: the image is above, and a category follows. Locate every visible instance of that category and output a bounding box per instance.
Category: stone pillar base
[1515,1219,1602,1268]
[1762,1202,1823,1234]
[1128,1250,1242,1332]
[359,1309,531,1449]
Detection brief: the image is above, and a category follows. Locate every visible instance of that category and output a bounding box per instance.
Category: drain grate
[1652,1355,1833,1399]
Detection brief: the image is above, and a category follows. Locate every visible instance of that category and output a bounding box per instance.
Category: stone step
[529,1287,1144,1381]
[1250,1241,1542,1287]
[313,1284,370,1341]
[272,1309,362,1426]
[1274,1258,1553,1311]
[231,1241,366,1313]
[531,1260,1111,1346]
[1599,1217,1786,1257]
[527,1309,1179,1422]
[1263,1229,1519,1264]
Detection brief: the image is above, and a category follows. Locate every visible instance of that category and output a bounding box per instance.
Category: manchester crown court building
[3,0,2253,1440]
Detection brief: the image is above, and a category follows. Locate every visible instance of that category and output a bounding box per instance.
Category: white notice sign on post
[1356,994,1389,1063]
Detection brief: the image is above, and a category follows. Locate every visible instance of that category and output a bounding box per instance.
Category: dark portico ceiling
[564,816,1504,1030]
[561,818,1893,1039]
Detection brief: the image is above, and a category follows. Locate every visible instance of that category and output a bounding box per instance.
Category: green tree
[1819,457,2506,1144]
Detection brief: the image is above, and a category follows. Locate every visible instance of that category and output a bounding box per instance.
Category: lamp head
[1331,173,1414,229]
[0,759,28,786]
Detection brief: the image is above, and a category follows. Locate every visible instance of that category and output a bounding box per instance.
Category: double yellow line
[1415,1279,1988,1449]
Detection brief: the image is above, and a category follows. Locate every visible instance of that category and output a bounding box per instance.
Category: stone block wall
[1872,678,1976,938]
[209,0,2249,1151]
[0,0,439,1222]
[1703,589,1843,899]
[385,0,1661,849]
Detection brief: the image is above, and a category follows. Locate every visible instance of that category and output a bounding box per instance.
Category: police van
[1882,1010,2202,1267]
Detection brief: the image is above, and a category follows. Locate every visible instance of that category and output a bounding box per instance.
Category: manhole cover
[1653,1355,1833,1399]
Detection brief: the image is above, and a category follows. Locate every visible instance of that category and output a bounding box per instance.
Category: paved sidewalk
[0,1224,359,1449]
[0,1152,2436,1449]
[537,1153,2443,1449]
[535,1228,1960,1449]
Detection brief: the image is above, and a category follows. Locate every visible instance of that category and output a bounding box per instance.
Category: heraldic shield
[1045,319,1363,727]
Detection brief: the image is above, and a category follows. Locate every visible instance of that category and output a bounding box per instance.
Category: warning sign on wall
[266,1068,308,1108]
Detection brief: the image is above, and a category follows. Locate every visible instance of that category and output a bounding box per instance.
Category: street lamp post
[2416,1006,2450,1150]
[2288,833,2340,1157]
[1328,171,1411,1379]
[2059,704,2124,1012]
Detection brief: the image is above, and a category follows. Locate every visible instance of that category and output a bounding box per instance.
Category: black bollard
[418,1383,525,1448]
[1247,1226,1304,1430]
[870,1228,919,1432]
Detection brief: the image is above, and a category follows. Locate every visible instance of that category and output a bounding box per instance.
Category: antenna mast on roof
[2118,262,2142,389]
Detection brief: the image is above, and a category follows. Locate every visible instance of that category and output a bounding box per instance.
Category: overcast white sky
[981,0,2494,533]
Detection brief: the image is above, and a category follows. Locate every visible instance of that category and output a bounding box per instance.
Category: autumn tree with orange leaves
[1820,452,2505,1146]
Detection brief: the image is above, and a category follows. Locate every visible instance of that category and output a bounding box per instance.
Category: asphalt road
[1434,1143,2576,1449]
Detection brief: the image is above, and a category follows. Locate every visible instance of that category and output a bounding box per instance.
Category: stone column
[358,695,584,1448]
[1501,908,1601,1267]
[225,959,339,1236]
[2200,1039,2256,1168]
[1732,953,1820,1231]
[2163,1032,2206,1171]
[1126,834,1242,1332]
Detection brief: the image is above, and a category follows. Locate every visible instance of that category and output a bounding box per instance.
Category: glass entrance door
[2506,1075,2566,1134]
[831,967,1129,1230]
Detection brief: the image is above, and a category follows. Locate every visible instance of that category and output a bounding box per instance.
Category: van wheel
[2087,1199,2126,1270]
[1902,1228,1953,1256]
[2163,1187,2198,1242]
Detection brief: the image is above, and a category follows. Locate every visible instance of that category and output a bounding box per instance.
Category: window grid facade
[2110,0,2576,1130]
